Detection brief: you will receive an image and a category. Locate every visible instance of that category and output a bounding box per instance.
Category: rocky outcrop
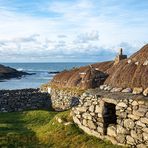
[0,64,31,80]
[0,89,51,112]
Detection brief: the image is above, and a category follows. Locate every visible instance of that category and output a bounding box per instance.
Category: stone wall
[0,89,51,112]
[72,90,148,147]
[50,88,82,111]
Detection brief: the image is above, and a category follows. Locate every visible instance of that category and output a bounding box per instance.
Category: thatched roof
[105,44,148,89]
[50,44,148,90]
[50,61,113,89]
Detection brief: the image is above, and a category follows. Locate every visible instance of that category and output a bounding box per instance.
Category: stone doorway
[103,102,117,135]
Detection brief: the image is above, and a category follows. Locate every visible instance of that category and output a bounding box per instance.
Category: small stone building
[72,89,148,147]
[47,44,148,147]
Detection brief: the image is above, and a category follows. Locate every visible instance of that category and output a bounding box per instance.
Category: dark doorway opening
[103,102,117,135]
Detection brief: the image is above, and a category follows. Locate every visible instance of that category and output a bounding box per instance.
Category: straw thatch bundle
[50,61,113,89]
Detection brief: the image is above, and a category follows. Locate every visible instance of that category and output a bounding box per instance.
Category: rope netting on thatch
[105,44,148,89]
[50,44,148,90]
[50,61,113,89]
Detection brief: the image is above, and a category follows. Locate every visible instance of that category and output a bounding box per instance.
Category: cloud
[74,31,99,43]
[0,0,147,62]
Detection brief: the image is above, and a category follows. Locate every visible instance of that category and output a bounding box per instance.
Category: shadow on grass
[0,110,57,147]
[0,112,39,147]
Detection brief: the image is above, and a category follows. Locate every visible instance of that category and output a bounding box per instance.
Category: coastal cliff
[0,64,30,80]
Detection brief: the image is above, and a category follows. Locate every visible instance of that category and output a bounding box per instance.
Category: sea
[0,63,91,90]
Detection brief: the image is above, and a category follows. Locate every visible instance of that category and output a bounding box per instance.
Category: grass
[0,110,123,148]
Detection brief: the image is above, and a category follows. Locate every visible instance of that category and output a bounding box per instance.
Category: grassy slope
[0,110,123,148]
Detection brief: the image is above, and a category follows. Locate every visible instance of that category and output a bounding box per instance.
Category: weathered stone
[98,113,103,118]
[143,88,148,96]
[122,88,132,93]
[124,119,135,129]
[77,106,87,112]
[95,105,102,113]
[132,100,139,106]
[146,112,148,117]
[126,135,135,145]
[96,122,103,127]
[128,114,140,120]
[116,134,125,144]
[100,85,106,90]
[131,130,138,139]
[140,118,148,124]
[82,119,87,127]
[132,87,143,95]
[82,113,92,120]
[97,126,104,133]
[90,112,95,116]
[136,120,146,127]
[87,120,96,130]
[89,105,95,112]
[105,136,118,145]
[120,112,127,118]
[143,132,148,141]
[104,86,112,91]
[138,100,145,105]
[117,125,129,134]
[133,109,146,117]
[73,116,81,125]
[110,87,123,92]
[142,128,148,133]
[102,98,117,104]
[117,102,127,108]
[107,125,117,137]
[137,144,147,148]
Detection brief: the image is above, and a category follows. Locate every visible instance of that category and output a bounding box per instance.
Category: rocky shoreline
[0,64,34,80]
[0,88,51,112]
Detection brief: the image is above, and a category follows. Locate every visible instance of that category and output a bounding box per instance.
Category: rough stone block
[116,134,126,144]
[128,114,140,120]
[97,126,104,134]
[107,125,117,137]
[117,125,129,134]
[124,119,135,129]
[89,105,95,112]
[140,118,148,125]
[143,88,148,96]
[87,120,96,130]
[117,102,127,108]
[143,132,148,141]
[82,112,92,120]
[73,116,81,125]
[133,87,143,95]
[136,120,146,127]
[122,88,132,93]
[126,135,135,145]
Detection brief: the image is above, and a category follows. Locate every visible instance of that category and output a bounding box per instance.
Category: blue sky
[0,0,147,62]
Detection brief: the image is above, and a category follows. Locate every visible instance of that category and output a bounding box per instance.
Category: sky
[0,0,147,62]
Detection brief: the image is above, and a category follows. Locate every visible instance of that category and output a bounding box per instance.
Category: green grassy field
[0,110,123,148]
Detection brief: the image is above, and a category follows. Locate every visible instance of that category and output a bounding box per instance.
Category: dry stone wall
[50,88,81,111]
[72,91,148,147]
[0,89,51,112]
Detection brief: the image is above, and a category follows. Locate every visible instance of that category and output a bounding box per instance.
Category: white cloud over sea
[0,0,147,62]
